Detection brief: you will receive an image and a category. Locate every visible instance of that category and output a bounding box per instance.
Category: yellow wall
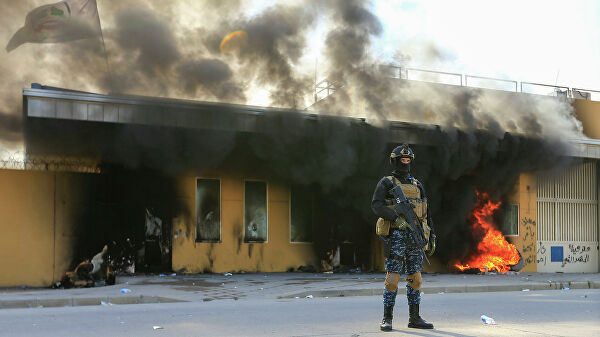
[573,99,600,139]
[0,169,92,287]
[172,172,318,273]
[0,170,55,286]
[507,173,537,272]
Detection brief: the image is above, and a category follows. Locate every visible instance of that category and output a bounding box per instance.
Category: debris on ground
[54,245,115,288]
[481,315,496,325]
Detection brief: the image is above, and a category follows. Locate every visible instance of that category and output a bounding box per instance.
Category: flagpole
[95,1,114,94]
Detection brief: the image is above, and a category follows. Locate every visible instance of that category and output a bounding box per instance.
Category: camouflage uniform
[383,228,424,307]
[372,144,435,331]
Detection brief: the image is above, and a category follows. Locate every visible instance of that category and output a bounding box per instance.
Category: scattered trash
[224,272,233,276]
[481,315,496,325]
[170,273,176,276]
[259,288,264,290]
[306,295,314,299]
[221,283,225,286]
[159,274,165,277]
[297,265,317,273]
[294,296,300,299]
[521,289,530,292]
[562,286,570,290]
[120,288,132,293]
[153,326,163,330]
[101,301,113,306]
[325,296,329,299]
[438,292,445,294]
[234,286,237,289]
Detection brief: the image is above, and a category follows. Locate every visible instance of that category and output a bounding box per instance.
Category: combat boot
[408,304,434,329]
[380,305,393,331]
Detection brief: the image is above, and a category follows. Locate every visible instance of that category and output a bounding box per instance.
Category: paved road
[0,289,597,337]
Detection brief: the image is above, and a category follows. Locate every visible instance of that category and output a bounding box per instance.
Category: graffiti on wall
[537,241,593,268]
[562,244,592,267]
[520,217,536,266]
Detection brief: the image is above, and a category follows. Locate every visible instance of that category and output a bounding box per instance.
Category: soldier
[371,144,436,331]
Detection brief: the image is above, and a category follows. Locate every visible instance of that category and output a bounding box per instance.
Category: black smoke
[13,0,585,273]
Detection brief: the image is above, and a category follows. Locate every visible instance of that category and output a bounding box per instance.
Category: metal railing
[406,67,463,86]
[466,75,518,92]
[313,65,600,103]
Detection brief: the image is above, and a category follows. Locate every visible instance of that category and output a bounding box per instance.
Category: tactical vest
[376,176,431,248]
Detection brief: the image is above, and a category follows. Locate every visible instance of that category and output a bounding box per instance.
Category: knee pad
[406,272,422,290]
[384,272,401,292]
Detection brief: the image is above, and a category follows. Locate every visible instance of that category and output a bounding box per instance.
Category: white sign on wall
[537,241,599,273]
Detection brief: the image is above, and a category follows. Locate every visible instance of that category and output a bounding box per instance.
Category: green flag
[6,0,101,52]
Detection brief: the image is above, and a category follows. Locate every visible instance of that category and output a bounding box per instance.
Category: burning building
[0,75,598,287]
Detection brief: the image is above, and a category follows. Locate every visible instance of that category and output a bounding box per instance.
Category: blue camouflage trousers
[383,228,424,307]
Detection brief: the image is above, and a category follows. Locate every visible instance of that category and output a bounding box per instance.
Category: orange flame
[455,192,520,273]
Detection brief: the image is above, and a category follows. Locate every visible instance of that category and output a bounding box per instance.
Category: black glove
[426,233,436,256]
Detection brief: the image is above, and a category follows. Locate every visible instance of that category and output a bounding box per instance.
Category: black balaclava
[393,159,410,176]
[390,144,414,178]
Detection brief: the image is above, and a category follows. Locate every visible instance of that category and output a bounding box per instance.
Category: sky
[0,0,596,151]
[373,0,600,92]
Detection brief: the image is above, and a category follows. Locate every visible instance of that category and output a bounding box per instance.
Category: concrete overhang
[24,86,593,159]
[22,87,438,146]
[568,139,600,159]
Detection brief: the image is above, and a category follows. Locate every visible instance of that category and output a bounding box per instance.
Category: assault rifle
[389,184,430,265]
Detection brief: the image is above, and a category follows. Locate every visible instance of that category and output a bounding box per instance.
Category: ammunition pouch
[422,220,431,250]
[376,218,392,236]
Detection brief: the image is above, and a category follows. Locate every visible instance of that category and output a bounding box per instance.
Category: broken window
[244,181,267,242]
[501,204,519,236]
[290,185,313,243]
[196,178,221,242]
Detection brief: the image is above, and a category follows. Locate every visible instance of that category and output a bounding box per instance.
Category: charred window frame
[290,185,313,243]
[195,178,221,242]
[501,204,519,236]
[244,180,268,243]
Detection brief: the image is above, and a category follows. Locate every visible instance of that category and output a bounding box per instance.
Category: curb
[0,295,186,309]
[278,281,600,299]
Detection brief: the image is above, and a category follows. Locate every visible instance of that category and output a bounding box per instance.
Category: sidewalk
[1,272,599,309]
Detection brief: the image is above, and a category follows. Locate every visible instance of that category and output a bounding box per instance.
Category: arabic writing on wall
[537,241,593,268]
[521,217,536,266]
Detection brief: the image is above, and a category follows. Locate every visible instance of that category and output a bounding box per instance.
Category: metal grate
[536,161,598,241]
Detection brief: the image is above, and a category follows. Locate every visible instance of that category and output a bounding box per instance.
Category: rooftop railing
[314,65,600,103]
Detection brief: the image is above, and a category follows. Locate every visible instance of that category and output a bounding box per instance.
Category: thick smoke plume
[2,0,588,271]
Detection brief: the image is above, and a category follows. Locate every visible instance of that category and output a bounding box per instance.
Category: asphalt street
[0,289,597,337]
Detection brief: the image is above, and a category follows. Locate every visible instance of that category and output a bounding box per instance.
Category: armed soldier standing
[371,144,436,331]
